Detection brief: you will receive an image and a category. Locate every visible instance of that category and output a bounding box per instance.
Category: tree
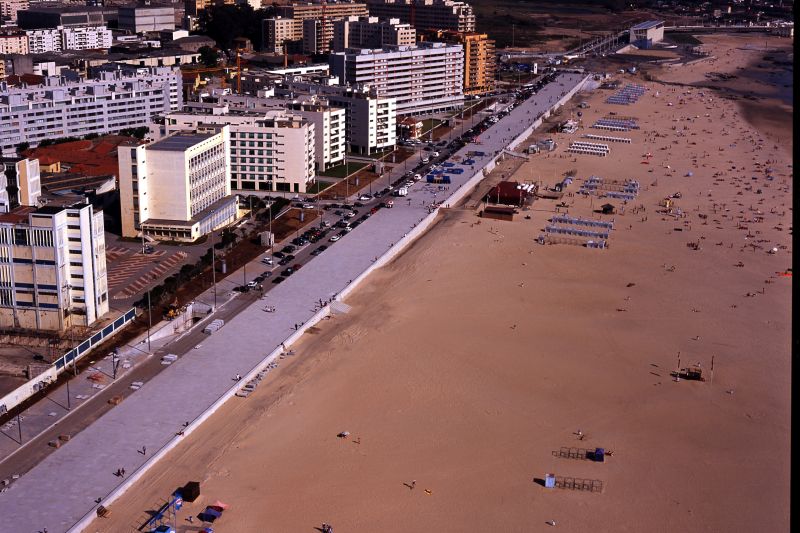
[15,142,30,155]
[199,4,274,50]
[198,46,219,68]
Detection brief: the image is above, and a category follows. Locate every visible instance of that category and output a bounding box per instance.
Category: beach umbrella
[686,171,694,177]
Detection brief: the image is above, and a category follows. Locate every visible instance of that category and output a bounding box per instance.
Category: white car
[302,203,314,209]
[329,235,340,242]
[321,220,331,227]
[261,257,273,265]
[359,194,371,201]
[432,151,440,157]
[421,157,430,164]
[413,174,422,181]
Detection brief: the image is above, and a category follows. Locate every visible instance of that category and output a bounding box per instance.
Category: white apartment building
[155,108,316,194]
[332,16,416,52]
[0,199,109,331]
[275,81,396,154]
[217,93,345,171]
[0,65,182,157]
[0,32,28,54]
[62,25,113,50]
[118,128,239,242]
[329,42,463,116]
[26,28,62,54]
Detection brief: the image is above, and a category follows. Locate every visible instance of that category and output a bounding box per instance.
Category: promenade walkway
[0,72,588,533]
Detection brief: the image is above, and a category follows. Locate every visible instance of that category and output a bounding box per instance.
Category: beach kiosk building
[629,21,664,49]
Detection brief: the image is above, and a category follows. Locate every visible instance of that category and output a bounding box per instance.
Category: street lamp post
[140,231,152,352]
[210,218,217,310]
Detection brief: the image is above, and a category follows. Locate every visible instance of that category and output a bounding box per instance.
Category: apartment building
[262,17,302,54]
[26,27,61,54]
[365,0,475,32]
[118,5,175,33]
[274,81,396,154]
[0,64,182,157]
[329,42,463,116]
[332,16,415,52]
[216,93,344,171]
[264,1,368,54]
[0,32,28,55]
[1,0,29,23]
[155,108,316,194]
[62,25,113,50]
[425,30,494,95]
[0,199,109,331]
[118,128,239,242]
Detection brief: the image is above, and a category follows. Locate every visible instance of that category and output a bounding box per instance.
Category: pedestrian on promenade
[121,468,125,476]
[411,480,416,489]
[142,446,146,455]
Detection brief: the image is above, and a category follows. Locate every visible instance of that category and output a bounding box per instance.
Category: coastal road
[0,72,588,533]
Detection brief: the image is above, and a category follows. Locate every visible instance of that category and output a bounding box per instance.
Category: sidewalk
[0,73,588,533]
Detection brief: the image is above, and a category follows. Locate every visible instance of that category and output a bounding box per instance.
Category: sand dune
[90,35,791,533]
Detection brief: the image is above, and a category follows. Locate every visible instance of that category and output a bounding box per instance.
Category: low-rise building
[118,128,239,242]
[17,5,118,30]
[0,32,28,55]
[0,64,182,157]
[0,198,109,331]
[118,5,175,33]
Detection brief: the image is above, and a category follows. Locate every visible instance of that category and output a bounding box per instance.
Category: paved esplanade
[0,73,587,533]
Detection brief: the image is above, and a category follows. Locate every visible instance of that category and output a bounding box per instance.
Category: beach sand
[90,35,791,533]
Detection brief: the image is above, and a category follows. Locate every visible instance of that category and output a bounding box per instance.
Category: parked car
[272,276,285,284]
[329,235,341,242]
[261,257,273,265]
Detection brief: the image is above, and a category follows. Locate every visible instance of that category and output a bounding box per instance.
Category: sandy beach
[90,34,791,533]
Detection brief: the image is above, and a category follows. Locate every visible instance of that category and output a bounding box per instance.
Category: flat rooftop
[631,20,664,30]
[149,132,215,151]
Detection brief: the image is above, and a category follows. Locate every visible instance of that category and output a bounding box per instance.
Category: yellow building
[423,30,495,96]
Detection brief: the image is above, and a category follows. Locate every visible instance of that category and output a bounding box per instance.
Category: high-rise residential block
[329,42,463,116]
[118,128,239,242]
